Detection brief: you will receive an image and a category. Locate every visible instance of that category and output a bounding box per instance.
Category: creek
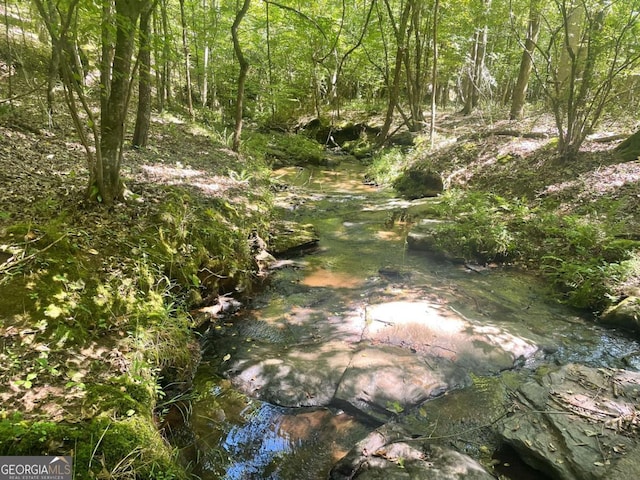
[173,160,640,479]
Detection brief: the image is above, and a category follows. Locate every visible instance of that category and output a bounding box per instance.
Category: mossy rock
[393,167,444,199]
[268,220,319,256]
[600,296,640,333]
[616,130,640,161]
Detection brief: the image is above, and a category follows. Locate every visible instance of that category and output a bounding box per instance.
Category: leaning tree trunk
[231,0,251,153]
[510,0,541,120]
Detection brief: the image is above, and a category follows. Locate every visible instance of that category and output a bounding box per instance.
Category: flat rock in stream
[498,363,640,480]
[331,301,538,422]
[228,341,356,407]
[268,220,319,256]
[364,301,537,374]
[330,424,494,480]
[333,345,451,422]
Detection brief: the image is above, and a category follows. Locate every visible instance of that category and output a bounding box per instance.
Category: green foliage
[428,190,529,261]
[0,166,271,478]
[365,147,408,186]
[428,190,638,311]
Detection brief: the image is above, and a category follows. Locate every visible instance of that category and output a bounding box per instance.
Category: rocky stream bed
[171,160,640,479]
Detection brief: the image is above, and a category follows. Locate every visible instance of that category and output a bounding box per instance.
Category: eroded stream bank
[173,160,640,479]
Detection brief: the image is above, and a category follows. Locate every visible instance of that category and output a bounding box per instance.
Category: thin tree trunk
[472,21,488,108]
[265,0,275,121]
[3,0,12,112]
[160,0,171,108]
[231,0,252,152]
[152,5,163,111]
[461,33,478,115]
[202,0,210,107]
[39,0,61,123]
[132,0,155,147]
[202,44,209,107]
[404,0,425,131]
[462,0,491,115]
[429,0,439,147]
[100,0,115,124]
[510,0,541,120]
[179,0,194,120]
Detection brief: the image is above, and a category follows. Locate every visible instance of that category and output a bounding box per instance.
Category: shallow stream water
[175,160,640,479]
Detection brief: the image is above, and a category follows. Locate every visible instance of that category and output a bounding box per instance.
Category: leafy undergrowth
[0,112,273,478]
[387,111,640,312]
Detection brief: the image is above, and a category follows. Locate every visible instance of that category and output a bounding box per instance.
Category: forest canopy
[2,0,640,203]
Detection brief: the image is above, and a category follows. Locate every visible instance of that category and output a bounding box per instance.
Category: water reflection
[181,362,370,480]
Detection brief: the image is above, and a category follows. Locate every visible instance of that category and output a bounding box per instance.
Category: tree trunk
[159,0,171,109]
[3,0,12,112]
[378,0,412,145]
[510,0,541,120]
[179,0,194,120]
[462,0,491,115]
[429,0,439,147]
[98,0,144,204]
[404,0,426,132]
[132,0,155,148]
[265,0,274,120]
[38,0,61,123]
[100,1,115,124]
[231,0,251,153]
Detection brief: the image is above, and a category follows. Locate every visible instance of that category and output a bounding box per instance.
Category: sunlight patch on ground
[152,113,185,125]
[142,164,205,179]
[542,160,640,199]
[141,163,241,196]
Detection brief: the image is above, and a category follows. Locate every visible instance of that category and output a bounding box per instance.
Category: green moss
[85,377,156,419]
[0,414,186,479]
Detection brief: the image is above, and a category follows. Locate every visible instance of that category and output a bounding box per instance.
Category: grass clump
[426,190,529,262]
[364,147,408,186]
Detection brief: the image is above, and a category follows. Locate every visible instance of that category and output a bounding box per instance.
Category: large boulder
[599,296,640,333]
[498,363,640,480]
